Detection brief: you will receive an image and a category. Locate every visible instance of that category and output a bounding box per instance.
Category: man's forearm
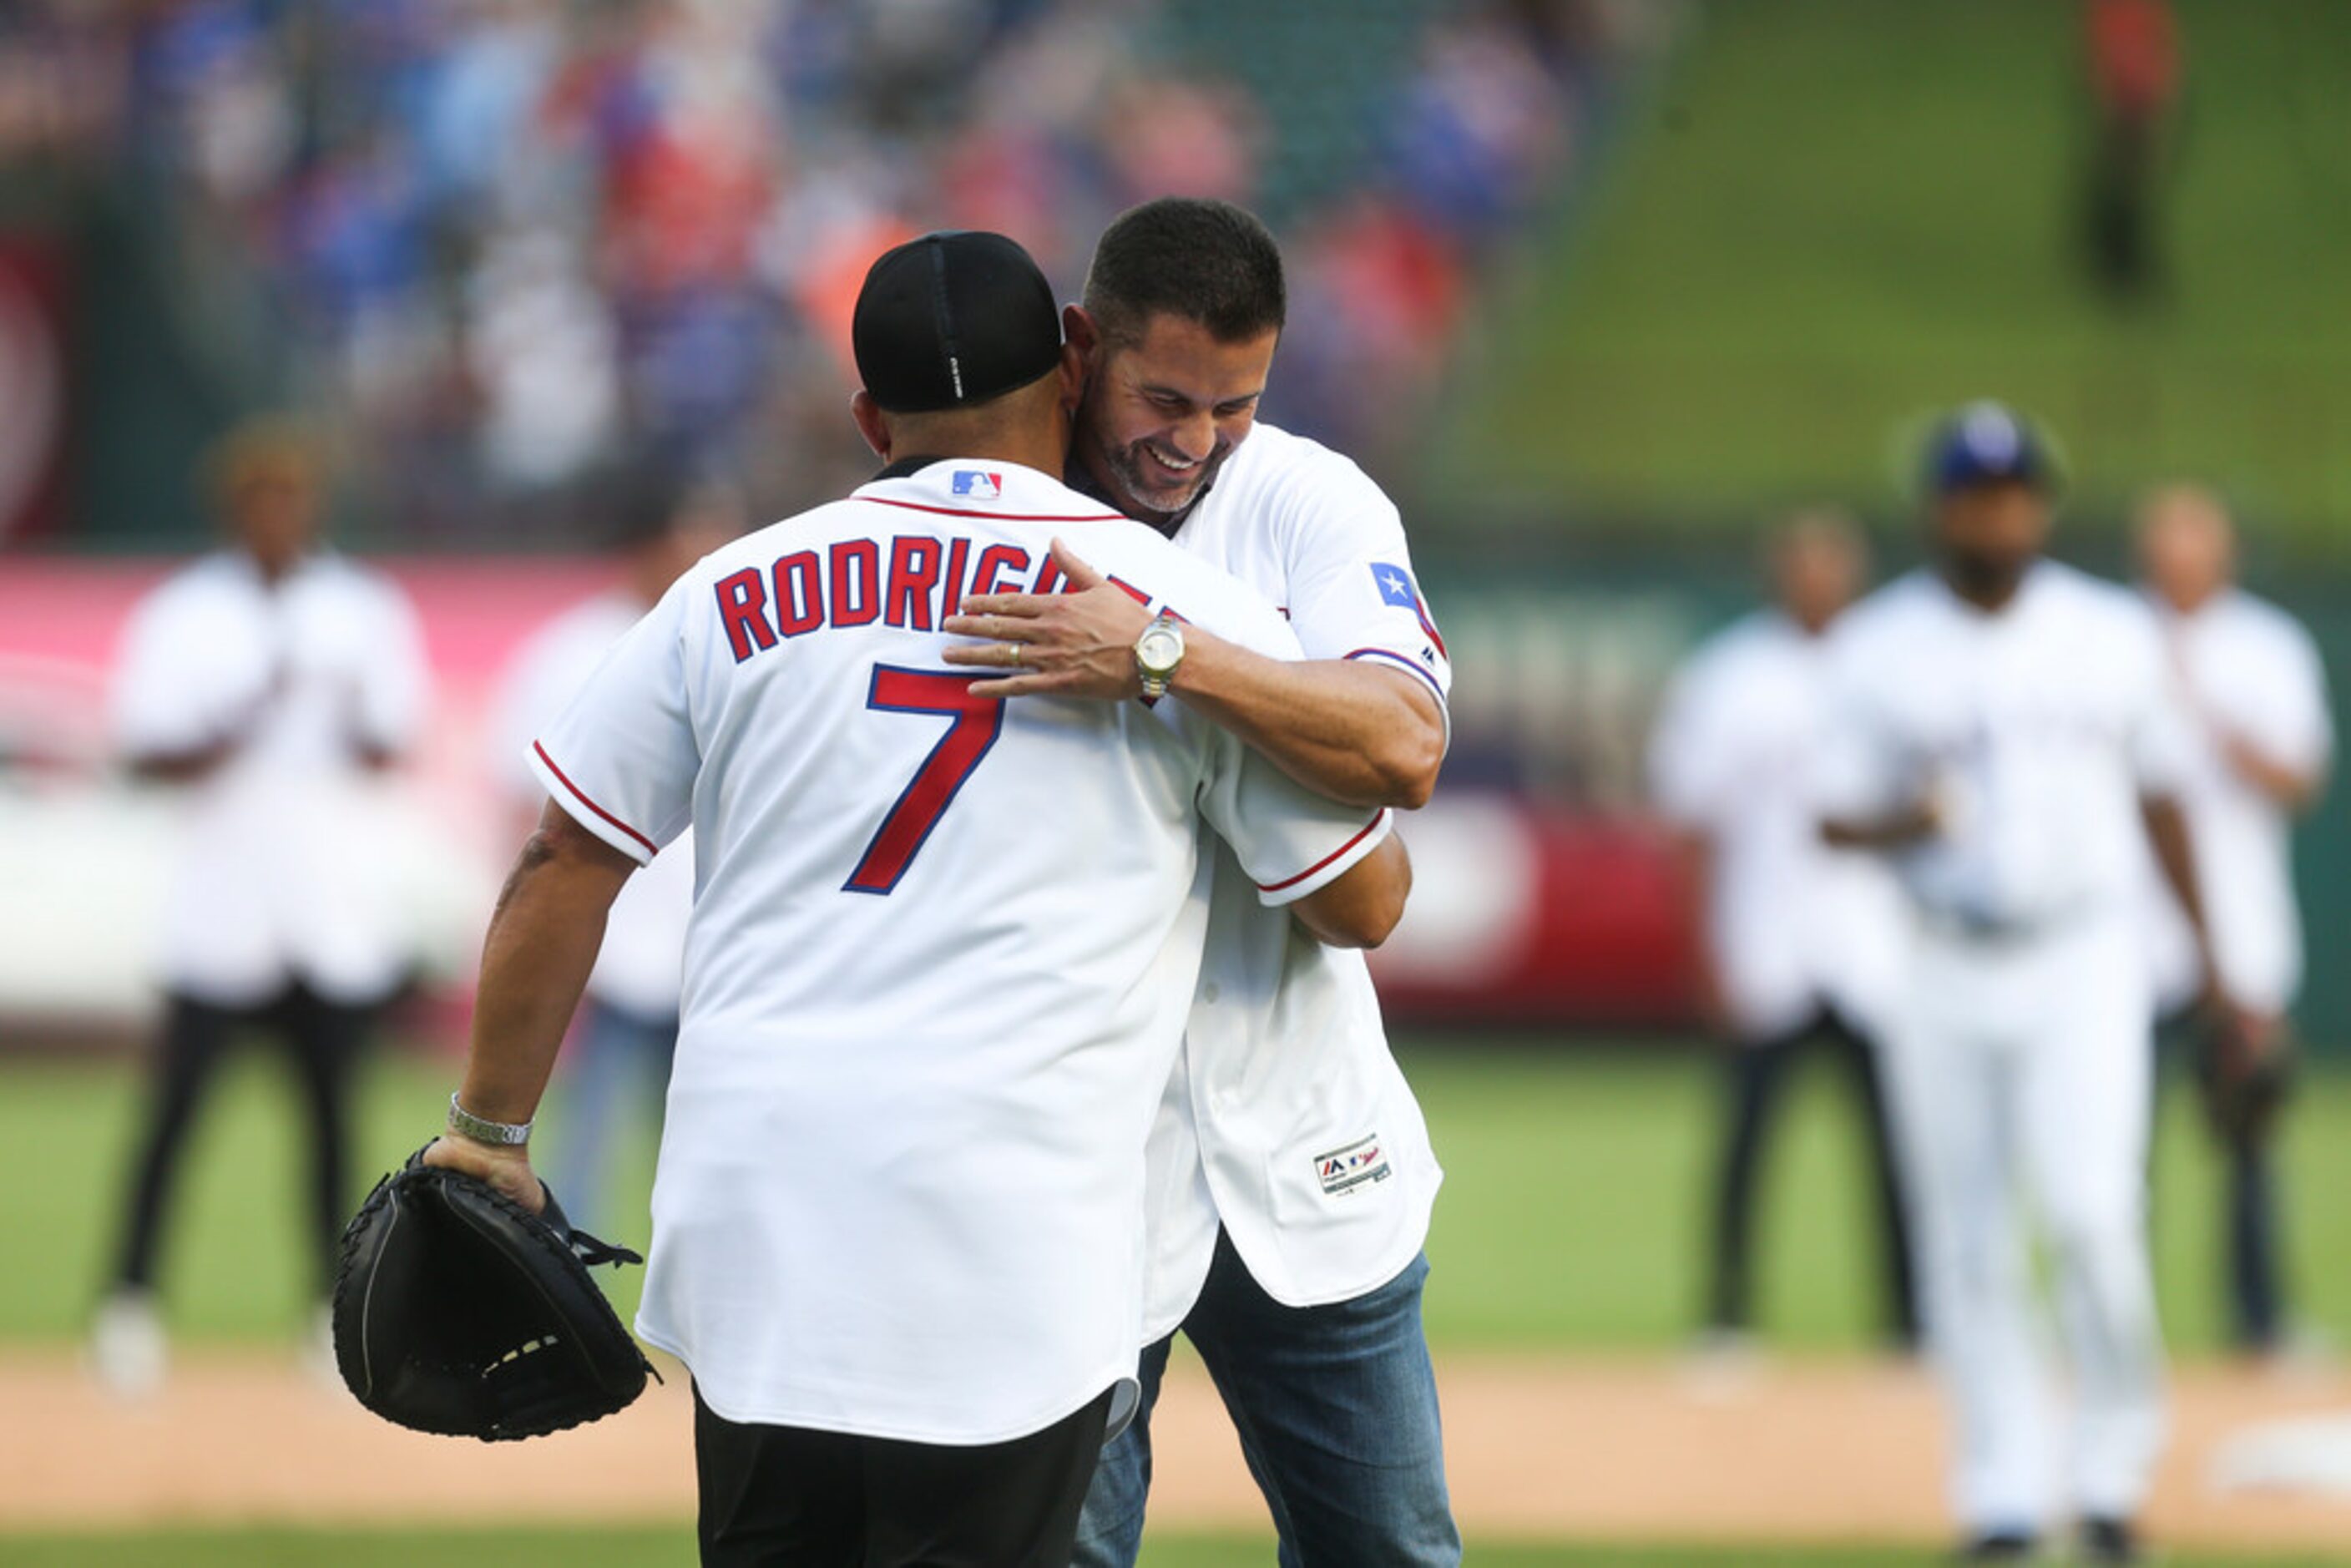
[1170,629,1444,809]
[2221,732,2325,814]
[455,809,635,1126]
[2141,793,2220,985]
[1820,802,1939,851]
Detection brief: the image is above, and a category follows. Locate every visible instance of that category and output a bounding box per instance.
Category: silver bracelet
[447,1091,533,1147]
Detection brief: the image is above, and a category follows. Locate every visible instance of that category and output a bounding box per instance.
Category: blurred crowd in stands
[0,0,1656,544]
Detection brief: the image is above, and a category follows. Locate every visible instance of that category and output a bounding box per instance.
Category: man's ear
[1063,303,1100,364]
[1056,340,1084,415]
[850,390,892,459]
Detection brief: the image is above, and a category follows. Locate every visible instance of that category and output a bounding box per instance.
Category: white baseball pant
[1878,907,2166,1533]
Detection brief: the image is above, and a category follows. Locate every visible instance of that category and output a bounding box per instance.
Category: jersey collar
[853,458,1127,524]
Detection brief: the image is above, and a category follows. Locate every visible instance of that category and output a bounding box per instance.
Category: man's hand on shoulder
[944,539,1154,701]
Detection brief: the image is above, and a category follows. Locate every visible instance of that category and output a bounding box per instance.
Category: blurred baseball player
[1819,402,2225,1564]
[1648,511,1916,1357]
[422,230,1412,1567]
[2133,484,2332,1357]
[92,422,430,1396]
[938,198,1458,1565]
[488,470,733,1233]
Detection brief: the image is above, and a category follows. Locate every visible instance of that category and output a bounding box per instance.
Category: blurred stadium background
[4,0,2351,1563]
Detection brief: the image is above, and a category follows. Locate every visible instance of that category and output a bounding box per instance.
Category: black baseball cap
[852,231,1064,414]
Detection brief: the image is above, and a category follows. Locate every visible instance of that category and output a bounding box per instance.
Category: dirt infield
[5,1348,2351,1550]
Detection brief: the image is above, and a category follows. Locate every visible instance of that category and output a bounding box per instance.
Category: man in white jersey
[93,421,430,1396]
[1818,403,2227,1565]
[1648,513,1915,1357]
[2133,485,2331,1357]
[421,230,1411,1568]
[488,471,732,1232]
[939,198,1457,1565]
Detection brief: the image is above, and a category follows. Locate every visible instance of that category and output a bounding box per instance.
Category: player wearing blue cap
[1814,402,2231,1564]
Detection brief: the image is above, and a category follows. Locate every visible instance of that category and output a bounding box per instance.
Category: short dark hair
[1083,198,1286,348]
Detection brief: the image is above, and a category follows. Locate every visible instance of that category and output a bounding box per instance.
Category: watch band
[447,1091,533,1147]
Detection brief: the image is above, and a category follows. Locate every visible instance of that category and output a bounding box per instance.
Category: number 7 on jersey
[843,666,1007,894]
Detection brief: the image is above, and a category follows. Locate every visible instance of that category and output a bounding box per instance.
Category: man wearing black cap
[1817,402,2226,1565]
[418,230,1411,1566]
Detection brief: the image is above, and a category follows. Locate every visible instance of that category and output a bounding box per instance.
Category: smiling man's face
[1074,310,1277,527]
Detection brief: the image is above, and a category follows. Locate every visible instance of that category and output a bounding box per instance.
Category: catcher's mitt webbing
[334,1146,656,1441]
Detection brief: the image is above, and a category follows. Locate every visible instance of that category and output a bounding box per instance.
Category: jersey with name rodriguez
[529,458,1392,1446]
[1134,420,1454,1338]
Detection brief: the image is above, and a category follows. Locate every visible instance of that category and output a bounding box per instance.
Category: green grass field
[1437,0,2351,534]
[6,1038,2348,1353]
[7,1039,2348,1564]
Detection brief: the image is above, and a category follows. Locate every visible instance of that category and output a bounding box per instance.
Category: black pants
[1705,1005,1919,1347]
[112,983,375,1299]
[694,1384,1113,1567]
[2157,1007,2290,1350]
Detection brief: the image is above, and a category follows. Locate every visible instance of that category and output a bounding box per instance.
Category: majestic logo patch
[1312,1133,1392,1198]
[951,471,1003,499]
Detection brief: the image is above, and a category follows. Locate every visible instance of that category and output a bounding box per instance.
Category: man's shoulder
[2216,588,2319,660]
[1837,571,1940,645]
[1215,422,1396,524]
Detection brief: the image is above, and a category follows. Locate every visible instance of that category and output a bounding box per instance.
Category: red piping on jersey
[862,497,1126,525]
[1344,647,1448,706]
[533,741,657,857]
[1257,809,1391,893]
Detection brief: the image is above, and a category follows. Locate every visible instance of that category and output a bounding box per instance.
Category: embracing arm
[2142,792,2225,1004]
[1165,632,1443,809]
[944,540,1444,810]
[1290,832,1412,949]
[422,802,636,1209]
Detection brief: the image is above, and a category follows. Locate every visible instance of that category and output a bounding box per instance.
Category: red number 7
[844,666,1007,894]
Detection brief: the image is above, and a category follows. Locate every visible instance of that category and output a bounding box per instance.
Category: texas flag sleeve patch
[1370,562,1447,658]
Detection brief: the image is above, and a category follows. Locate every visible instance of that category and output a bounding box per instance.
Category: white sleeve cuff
[528,741,659,867]
[1253,808,1394,908]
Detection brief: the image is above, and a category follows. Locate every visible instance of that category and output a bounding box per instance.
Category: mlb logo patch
[951,471,1003,500]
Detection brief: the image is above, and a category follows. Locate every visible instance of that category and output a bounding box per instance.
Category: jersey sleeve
[350,577,431,756]
[1198,733,1395,908]
[1813,633,1909,821]
[109,579,260,760]
[1271,456,1453,717]
[1646,655,1725,830]
[1181,565,1396,904]
[528,580,698,866]
[2260,617,2333,776]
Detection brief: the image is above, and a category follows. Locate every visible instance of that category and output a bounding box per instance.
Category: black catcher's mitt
[333,1145,656,1441]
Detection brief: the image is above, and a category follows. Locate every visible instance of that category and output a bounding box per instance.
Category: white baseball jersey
[110,550,430,1008]
[1137,420,1451,1337]
[1819,563,2192,933]
[2138,588,2331,1014]
[530,458,1392,1445]
[1648,610,1905,1040]
[494,591,693,1022]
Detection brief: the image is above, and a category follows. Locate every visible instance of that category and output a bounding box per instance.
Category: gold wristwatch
[1135,613,1186,699]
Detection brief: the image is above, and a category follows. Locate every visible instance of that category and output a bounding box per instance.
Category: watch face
[1138,625,1183,672]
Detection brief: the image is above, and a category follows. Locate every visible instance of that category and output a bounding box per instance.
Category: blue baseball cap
[1926,401,2055,495]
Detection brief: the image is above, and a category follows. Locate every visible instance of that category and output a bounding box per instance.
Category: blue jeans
[549,997,677,1236]
[1073,1231,1459,1567]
